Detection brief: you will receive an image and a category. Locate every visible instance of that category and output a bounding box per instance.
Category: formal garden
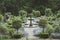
[0,0,60,40]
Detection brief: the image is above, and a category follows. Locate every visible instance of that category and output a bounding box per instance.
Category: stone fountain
[28,14,34,27]
[25,13,38,28]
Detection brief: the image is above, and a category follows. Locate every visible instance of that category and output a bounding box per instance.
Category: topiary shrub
[19,10,27,16]
[38,17,48,32]
[0,25,9,35]
[19,10,27,21]
[32,10,40,17]
[12,20,22,34]
[12,33,23,39]
[39,32,49,38]
[45,8,53,16]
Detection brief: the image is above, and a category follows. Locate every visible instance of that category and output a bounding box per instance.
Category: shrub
[19,10,27,22]
[7,19,12,25]
[54,25,60,33]
[0,24,9,35]
[45,24,54,35]
[32,10,40,17]
[39,32,49,38]
[56,10,60,18]
[12,20,22,29]
[47,16,56,21]
[48,21,53,25]
[19,10,27,17]
[12,20,22,34]
[8,28,15,36]
[0,35,10,39]
[12,33,23,39]
[38,17,48,27]
[45,8,53,16]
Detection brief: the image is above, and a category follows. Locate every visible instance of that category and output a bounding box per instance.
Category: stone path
[24,28,39,38]
[23,17,41,39]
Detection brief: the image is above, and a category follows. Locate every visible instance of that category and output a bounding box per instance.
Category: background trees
[0,0,60,16]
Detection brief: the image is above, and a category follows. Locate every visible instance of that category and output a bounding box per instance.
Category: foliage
[47,16,56,21]
[12,20,22,29]
[45,24,54,35]
[45,8,53,16]
[19,10,27,17]
[0,14,3,22]
[19,10,27,22]
[38,17,48,27]
[56,10,60,18]
[54,25,60,33]
[0,35,10,39]
[39,32,49,38]
[12,32,23,39]
[32,10,40,17]
[0,0,60,15]
[52,24,59,28]
[7,19,13,25]
[38,17,48,32]
[0,0,60,39]
[7,16,23,25]
[12,19,22,34]
[8,28,15,36]
[0,24,9,35]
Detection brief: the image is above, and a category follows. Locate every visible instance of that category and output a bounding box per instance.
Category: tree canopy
[0,0,60,15]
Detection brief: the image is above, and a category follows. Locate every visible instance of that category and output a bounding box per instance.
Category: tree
[12,20,22,34]
[38,17,48,33]
[0,0,60,15]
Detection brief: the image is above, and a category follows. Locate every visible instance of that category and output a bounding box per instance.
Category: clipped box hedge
[12,33,23,39]
[39,32,49,38]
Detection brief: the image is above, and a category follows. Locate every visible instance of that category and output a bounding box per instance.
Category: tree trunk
[43,27,44,33]
[17,29,18,34]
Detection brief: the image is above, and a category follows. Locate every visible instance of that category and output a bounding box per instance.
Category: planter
[39,32,49,38]
[12,33,23,39]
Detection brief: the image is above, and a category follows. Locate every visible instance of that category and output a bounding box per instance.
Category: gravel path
[24,28,39,38]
